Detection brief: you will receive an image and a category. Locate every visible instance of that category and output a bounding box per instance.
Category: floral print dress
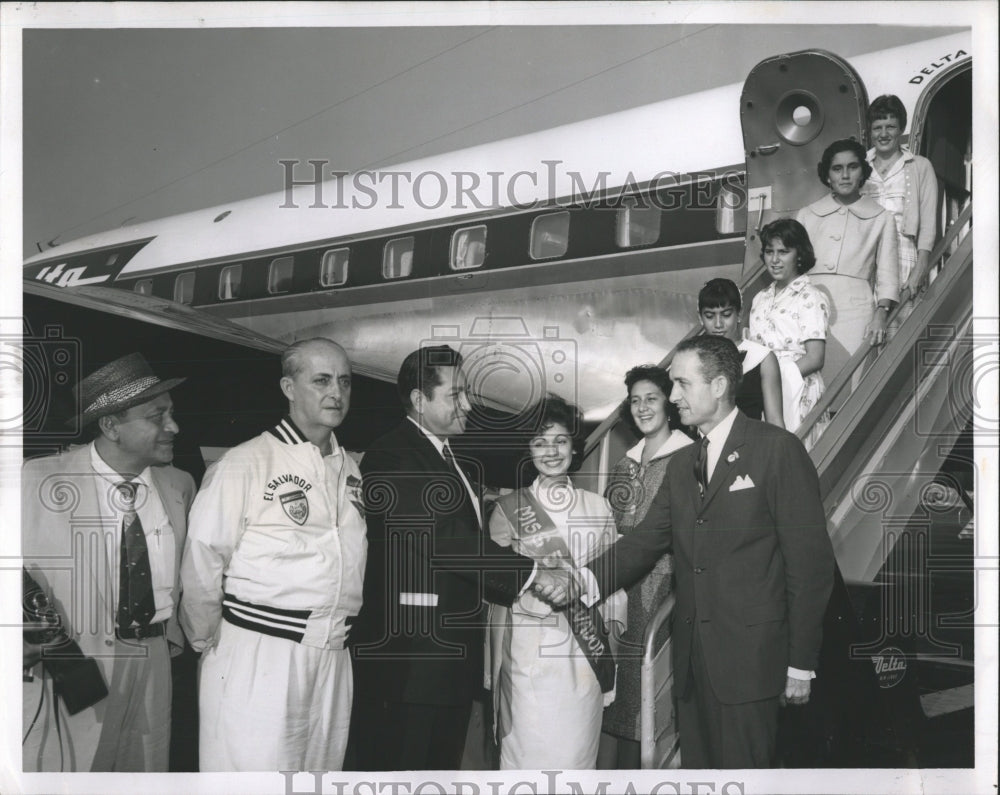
[748,274,830,447]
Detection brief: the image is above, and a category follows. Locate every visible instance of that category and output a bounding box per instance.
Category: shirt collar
[407,415,446,455]
[625,438,645,463]
[269,416,341,455]
[530,475,573,497]
[89,441,152,488]
[626,429,694,463]
[780,273,812,295]
[702,406,740,450]
[865,145,915,165]
[809,193,884,220]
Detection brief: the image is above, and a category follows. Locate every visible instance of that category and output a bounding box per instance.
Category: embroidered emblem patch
[346,474,365,518]
[280,490,310,525]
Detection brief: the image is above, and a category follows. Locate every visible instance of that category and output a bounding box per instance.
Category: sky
[12,12,970,258]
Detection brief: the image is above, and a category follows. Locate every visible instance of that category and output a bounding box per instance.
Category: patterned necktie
[694,436,710,498]
[116,482,155,629]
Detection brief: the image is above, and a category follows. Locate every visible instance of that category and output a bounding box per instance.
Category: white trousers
[198,620,352,771]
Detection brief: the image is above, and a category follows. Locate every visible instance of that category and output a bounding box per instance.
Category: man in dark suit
[348,345,527,771]
[539,335,835,768]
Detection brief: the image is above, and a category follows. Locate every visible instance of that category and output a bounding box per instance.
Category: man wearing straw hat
[21,352,195,772]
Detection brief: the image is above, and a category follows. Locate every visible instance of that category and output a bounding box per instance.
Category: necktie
[442,442,461,475]
[694,436,710,498]
[116,482,155,630]
[443,443,483,527]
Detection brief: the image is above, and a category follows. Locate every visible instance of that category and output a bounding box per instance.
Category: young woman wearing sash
[488,395,625,769]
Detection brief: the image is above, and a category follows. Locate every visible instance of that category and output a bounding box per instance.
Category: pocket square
[729,474,755,492]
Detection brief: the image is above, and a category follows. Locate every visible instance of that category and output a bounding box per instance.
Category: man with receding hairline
[538,335,834,768]
[180,337,367,771]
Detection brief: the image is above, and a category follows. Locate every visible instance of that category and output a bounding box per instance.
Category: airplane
[23,32,971,422]
[22,28,978,769]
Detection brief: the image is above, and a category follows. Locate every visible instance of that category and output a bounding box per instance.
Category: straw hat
[73,353,185,426]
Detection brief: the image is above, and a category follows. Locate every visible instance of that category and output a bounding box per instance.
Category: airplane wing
[22,278,400,383]
[23,278,285,354]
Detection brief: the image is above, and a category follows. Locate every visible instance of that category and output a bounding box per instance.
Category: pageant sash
[497,488,616,693]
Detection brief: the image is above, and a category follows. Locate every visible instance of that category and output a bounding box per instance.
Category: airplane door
[740,50,868,271]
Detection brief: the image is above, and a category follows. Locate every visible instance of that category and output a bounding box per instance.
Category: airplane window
[450,226,487,270]
[174,272,195,304]
[383,237,415,279]
[219,264,243,300]
[268,256,294,294]
[616,201,661,247]
[134,279,153,296]
[320,248,349,287]
[530,212,570,259]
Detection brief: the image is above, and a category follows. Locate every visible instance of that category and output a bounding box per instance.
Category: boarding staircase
[581,204,975,768]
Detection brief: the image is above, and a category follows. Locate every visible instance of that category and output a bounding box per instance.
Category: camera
[1,322,81,437]
[23,568,108,715]
[428,317,578,434]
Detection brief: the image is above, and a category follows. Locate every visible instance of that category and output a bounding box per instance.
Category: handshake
[530,563,584,608]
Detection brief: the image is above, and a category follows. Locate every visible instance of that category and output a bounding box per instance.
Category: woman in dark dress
[598,365,693,768]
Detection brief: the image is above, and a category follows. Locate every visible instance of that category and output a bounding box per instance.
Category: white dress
[748,275,829,447]
[488,478,626,770]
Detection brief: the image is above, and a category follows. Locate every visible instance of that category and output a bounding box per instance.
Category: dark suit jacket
[588,411,834,704]
[351,419,530,707]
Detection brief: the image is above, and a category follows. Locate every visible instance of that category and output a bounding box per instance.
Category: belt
[116,621,167,640]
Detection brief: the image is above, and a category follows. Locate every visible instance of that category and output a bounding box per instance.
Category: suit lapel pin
[727,451,740,464]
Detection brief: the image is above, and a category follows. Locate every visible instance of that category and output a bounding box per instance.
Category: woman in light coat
[797,138,898,391]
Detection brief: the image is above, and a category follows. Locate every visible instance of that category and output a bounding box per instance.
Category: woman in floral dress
[748,218,830,448]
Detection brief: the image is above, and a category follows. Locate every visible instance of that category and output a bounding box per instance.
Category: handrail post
[795,202,973,443]
[640,592,678,769]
